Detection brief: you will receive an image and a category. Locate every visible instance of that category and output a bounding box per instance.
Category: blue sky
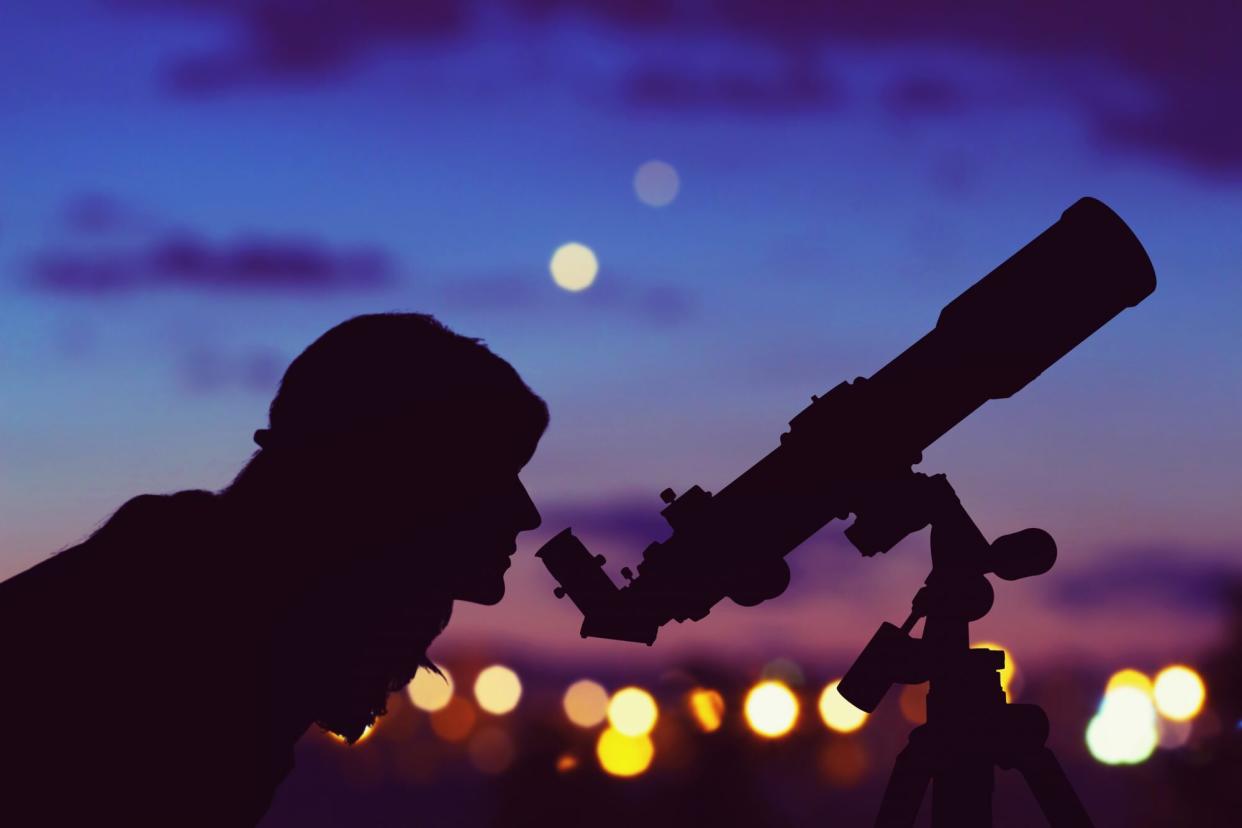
[3,0,1240,668]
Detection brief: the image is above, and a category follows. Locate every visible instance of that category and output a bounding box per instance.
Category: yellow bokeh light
[687,688,725,733]
[744,680,799,738]
[819,680,868,733]
[973,641,1016,699]
[607,686,659,737]
[1086,686,1158,765]
[1105,668,1154,697]
[633,159,680,207]
[407,666,454,712]
[1153,665,1206,722]
[474,665,522,715]
[596,727,655,777]
[549,242,598,292]
[563,679,610,728]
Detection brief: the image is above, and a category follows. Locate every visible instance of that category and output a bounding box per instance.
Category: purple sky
[2,0,1239,671]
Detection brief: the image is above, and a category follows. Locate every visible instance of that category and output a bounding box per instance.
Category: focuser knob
[660,488,677,504]
[621,567,634,582]
[553,587,566,599]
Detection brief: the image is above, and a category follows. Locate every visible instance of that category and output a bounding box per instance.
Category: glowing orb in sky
[818,679,868,733]
[744,680,799,738]
[549,242,598,291]
[634,160,680,207]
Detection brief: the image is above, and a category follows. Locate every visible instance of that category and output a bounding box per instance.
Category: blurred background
[3,1,1240,825]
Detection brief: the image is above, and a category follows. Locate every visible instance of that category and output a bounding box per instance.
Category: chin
[456,580,506,606]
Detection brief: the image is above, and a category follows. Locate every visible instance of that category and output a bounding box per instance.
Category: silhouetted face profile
[229,312,548,743]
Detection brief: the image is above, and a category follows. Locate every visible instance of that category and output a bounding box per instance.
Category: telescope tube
[538,197,1156,644]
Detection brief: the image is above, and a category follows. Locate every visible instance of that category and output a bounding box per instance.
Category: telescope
[538,197,1156,646]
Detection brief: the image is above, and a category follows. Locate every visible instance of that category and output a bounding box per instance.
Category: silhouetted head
[224,312,547,740]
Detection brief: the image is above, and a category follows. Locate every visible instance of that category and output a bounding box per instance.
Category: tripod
[838,473,1093,828]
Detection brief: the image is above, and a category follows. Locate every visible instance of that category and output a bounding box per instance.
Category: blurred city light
[633,159,680,207]
[744,680,799,738]
[818,680,868,734]
[1105,668,1154,696]
[761,657,805,686]
[1157,716,1194,749]
[407,666,454,712]
[898,684,927,725]
[1152,665,1206,722]
[973,641,1016,700]
[1086,685,1158,765]
[430,696,477,743]
[555,753,580,773]
[819,738,869,788]
[687,688,725,733]
[473,665,522,715]
[467,726,515,774]
[549,242,598,292]
[563,679,610,728]
[596,727,655,777]
[607,686,659,737]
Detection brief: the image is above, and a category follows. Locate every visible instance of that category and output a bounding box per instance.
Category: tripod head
[538,197,1155,646]
[838,472,1054,712]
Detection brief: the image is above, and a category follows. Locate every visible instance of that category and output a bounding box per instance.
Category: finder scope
[538,197,1156,645]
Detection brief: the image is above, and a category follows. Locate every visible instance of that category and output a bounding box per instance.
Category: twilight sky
[2,0,1239,671]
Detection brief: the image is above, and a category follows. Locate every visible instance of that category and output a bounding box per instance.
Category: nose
[514,479,541,531]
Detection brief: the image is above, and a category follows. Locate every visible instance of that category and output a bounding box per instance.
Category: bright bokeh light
[607,686,659,737]
[549,242,598,292]
[556,753,580,773]
[1086,686,1158,765]
[474,665,522,715]
[407,666,454,712]
[634,159,680,207]
[1153,665,1206,722]
[974,641,1016,699]
[818,680,868,733]
[1106,668,1154,697]
[744,680,800,738]
[687,688,725,733]
[563,679,610,728]
[596,727,655,777]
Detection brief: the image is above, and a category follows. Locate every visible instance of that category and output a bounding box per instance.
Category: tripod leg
[875,727,934,828]
[1014,746,1094,828]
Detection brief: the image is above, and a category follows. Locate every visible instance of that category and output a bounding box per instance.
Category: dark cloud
[60,193,150,234]
[124,0,1242,170]
[540,496,674,550]
[624,66,838,112]
[882,76,965,118]
[1047,548,1242,615]
[30,233,394,293]
[144,0,469,94]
